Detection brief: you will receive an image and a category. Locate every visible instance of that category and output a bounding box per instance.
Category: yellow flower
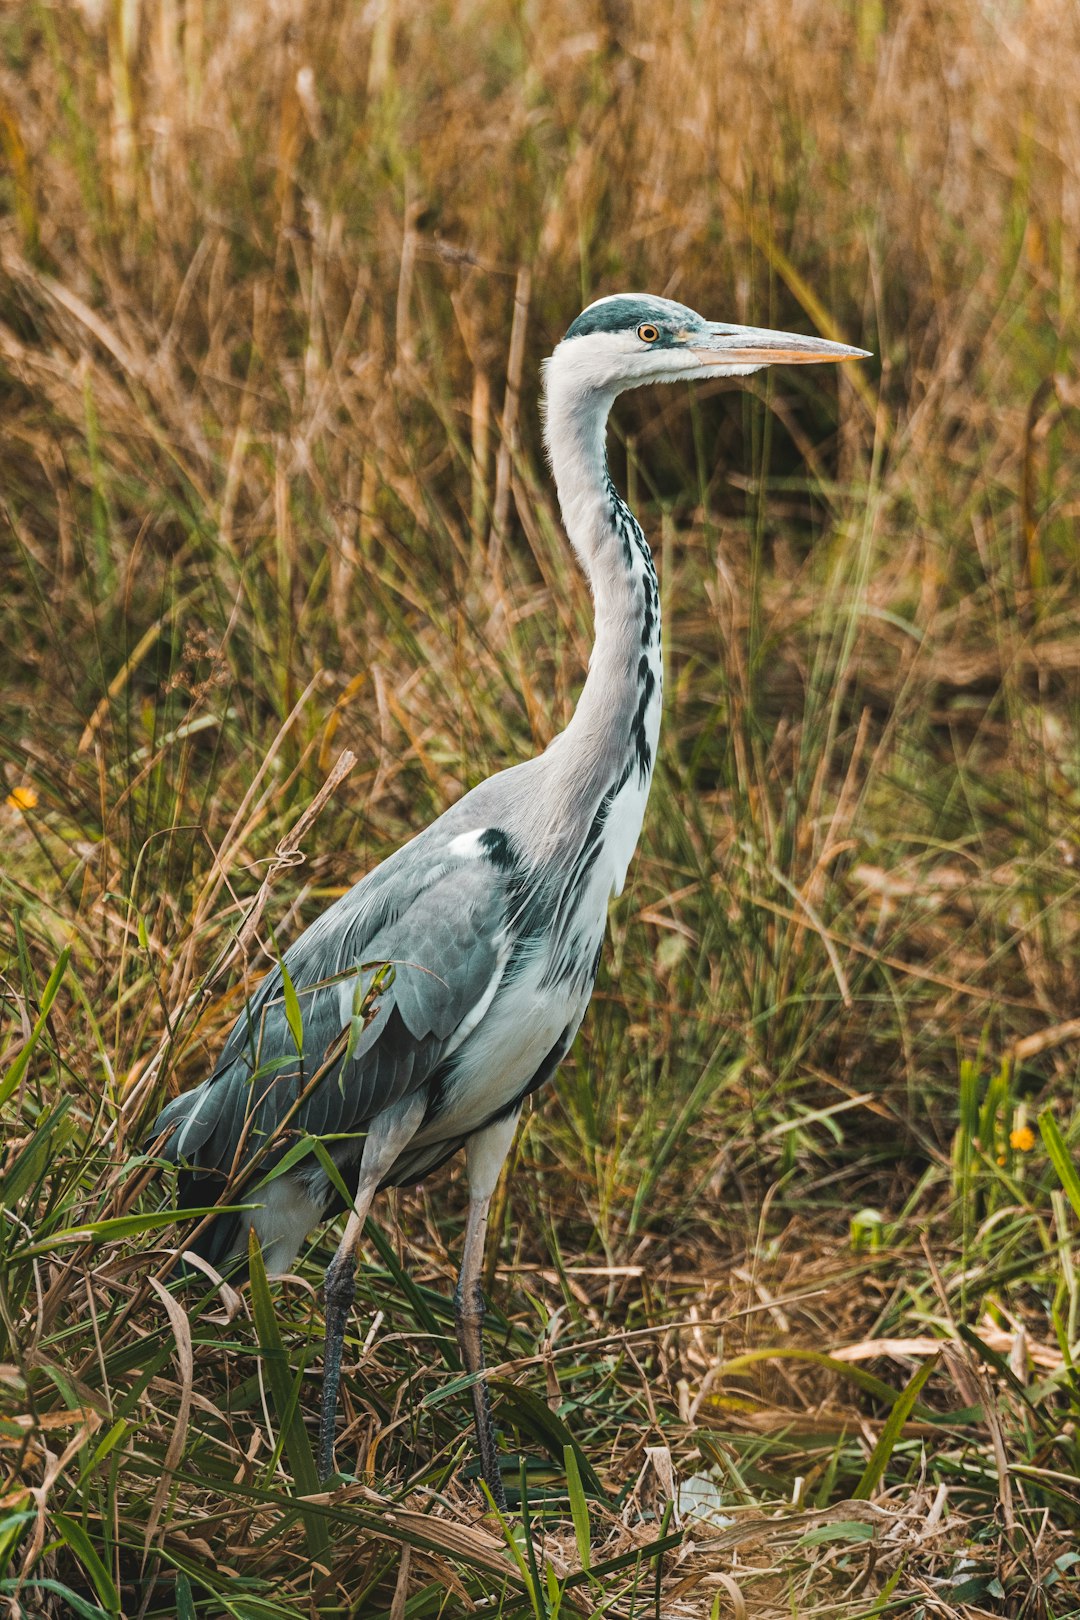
[5,784,37,812]
[1009,1125,1035,1153]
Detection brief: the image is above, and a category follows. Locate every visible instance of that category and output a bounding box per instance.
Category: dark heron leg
[318,1098,425,1481]
[318,1196,374,1481]
[454,1193,508,1513]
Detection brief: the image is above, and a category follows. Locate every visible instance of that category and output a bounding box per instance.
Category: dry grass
[2,0,1080,1614]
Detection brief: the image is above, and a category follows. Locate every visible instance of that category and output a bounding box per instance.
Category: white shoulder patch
[447,828,487,858]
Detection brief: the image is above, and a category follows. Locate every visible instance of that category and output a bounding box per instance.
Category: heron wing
[153,847,509,1185]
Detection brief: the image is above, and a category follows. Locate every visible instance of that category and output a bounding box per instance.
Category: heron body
[152,294,867,1503]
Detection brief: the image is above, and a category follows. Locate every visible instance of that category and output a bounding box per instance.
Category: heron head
[547,293,870,396]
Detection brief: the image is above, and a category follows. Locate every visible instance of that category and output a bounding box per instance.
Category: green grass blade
[518,1458,544,1618]
[15,1206,248,1256]
[563,1444,591,1572]
[798,1520,875,1546]
[174,1570,197,1620]
[714,1347,924,1412]
[852,1355,938,1501]
[491,1381,605,1499]
[279,959,304,1056]
[0,946,71,1109]
[562,1530,684,1589]
[484,1482,538,1608]
[0,1095,72,1205]
[363,1216,445,1339]
[1039,1108,1080,1222]
[246,1230,330,1563]
[51,1513,119,1617]
[0,1577,109,1619]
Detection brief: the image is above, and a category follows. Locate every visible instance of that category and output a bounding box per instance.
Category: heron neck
[543,378,663,803]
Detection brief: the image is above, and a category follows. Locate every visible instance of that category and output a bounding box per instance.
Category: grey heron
[152,293,868,1508]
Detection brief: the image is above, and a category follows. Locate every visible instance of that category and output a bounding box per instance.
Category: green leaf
[345,961,396,1063]
[0,1511,34,1577]
[0,1096,72,1206]
[310,1137,357,1210]
[363,1217,444,1339]
[797,1520,875,1547]
[253,1132,368,1198]
[852,1354,938,1500]
[518,1459,544,1613]
[1039,1107,1080,1222]
[89,1420,131,1467]
[948,1574,995,1601]
[246,1230,330,1562]
[954,1321,1055,1432]
[485,1486,536,1606]
[52,1514,120,1617]
[563,1530,684,1589]
[563,1444,592,1572]
[15,1205,250,1256]
[490,1380,605,1499]
[0,1578,108,1619]
[252,1134,320,1184]
[715,1347,921,1412]
[279,960,304,1057]
[175,1570,197,1620]
[0,946,71,1110]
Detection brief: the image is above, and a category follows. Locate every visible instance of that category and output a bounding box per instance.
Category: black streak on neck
[603,472,662,787]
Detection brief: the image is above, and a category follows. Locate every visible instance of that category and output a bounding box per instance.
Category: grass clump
[3,0,1080,1613]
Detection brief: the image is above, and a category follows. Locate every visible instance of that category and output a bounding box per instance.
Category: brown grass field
[2,0,1080,1613]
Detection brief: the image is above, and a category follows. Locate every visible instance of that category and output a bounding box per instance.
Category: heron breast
[414,949,589,1144]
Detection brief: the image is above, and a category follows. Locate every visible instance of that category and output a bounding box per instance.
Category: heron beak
[690,322,871,368]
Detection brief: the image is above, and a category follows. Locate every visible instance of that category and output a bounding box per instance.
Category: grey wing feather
[153,848,508,1184]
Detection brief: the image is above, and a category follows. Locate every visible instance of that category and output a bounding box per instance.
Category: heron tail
[149,1078,250,1282]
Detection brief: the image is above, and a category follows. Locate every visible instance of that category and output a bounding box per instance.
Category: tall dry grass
[2,0,1080,1614]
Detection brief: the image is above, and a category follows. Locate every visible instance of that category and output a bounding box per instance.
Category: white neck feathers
[537,340,663,834]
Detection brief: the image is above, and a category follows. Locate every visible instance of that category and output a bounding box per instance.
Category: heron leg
[454,1194,507,1512]
[318,1097,424,1482]
[319,1197,373,1481]
[455,1109,520,1514]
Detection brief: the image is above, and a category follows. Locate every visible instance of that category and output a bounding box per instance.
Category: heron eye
[637,323,660,343]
